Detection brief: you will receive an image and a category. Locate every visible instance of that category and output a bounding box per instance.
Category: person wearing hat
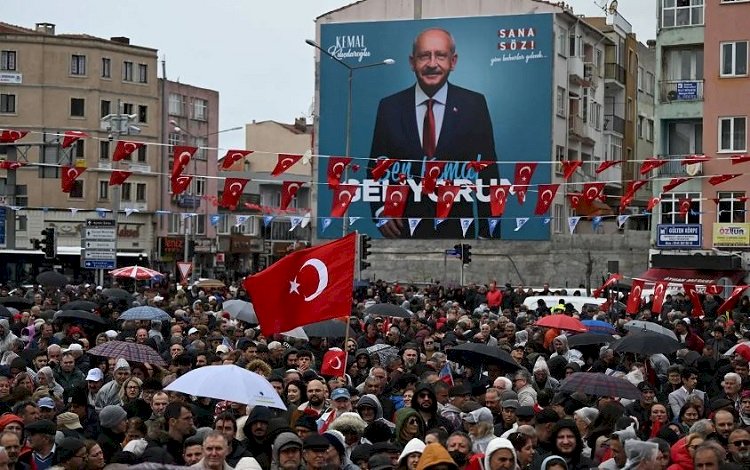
[441,385,471,432]
[302,434,330,470]
[370,452,396,470]
[94,358,130,411]
[316,388,352,433]
[96,404,128,462]
[462,407,495,453]
[625,382,656,426]
[83,367,104,409]
[17,419,57,470]
[37,397,56,422]
[56,412,85,440]
[397,438,426,470]
[270,431,303,470]
[52,436,87,470]
[323,430,357,470]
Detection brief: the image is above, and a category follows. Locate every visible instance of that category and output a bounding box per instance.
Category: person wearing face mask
[445,432,473,469]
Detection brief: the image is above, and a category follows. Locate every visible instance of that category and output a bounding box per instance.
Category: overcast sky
[4,0,656,150]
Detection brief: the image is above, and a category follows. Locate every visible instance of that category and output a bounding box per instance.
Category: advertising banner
[713,223,750,247]
[317,15,554,239]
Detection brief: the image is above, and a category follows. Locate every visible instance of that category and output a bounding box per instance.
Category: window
[168,132,181,147]
[195,215,206,235]
[168,214,181,234]
[169,94,185,116]
[195,178,206,196]
[638,116,644,139]
[627,98,634,122]
[558,29,567,57]
[121,182,132,201]
[646,71,655,95]
[75,140,85,159]
[122,103,133,115]
[193,99,208,121]
[719,117,747,152]
[69,180,84,199]
[721,41,748,77]
[17,214,27,231]
[138,105,148,123]
[556,87,566,117]
[123,61,133,81]
[98,181,109,200]
[664,48,704,80]
[638,66,644,90]
[1,50,16,71]
[136,183,146,201]
[555,145,565,176]
[646,119,654,142]
[0,94,16,113]
[608,135,623,161]
[591,102,602,130]
[668,121,702,154]
[137,146,146,162]
[137,63,148,83]
[554,204,564,233]
[15,185,27,206]
[101,57,111,78]
[193,136,207,160]
[569,34,580,57]
[660,192,701,224]
[100,141,110,160]
[662,0,704,28]
[100,100,111,118]
[717,192,746,223]
[70,54,86,75]
[70,98,85,117]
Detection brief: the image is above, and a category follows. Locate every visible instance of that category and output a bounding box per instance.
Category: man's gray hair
[724,372,741,384]
[688,419,715,438]
[514,369,531,382]
[202,430,227,446]
[412,28,457,55]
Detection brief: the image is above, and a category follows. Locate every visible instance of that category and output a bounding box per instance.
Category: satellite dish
[608,0,618,14]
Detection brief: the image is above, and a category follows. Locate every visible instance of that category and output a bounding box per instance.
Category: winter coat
[667,438,693,470]
[416,443,458,470]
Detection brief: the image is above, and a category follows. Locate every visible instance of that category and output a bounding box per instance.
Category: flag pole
[340,230,358,381]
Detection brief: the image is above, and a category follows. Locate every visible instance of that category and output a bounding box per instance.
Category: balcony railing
[569,115,595,146]
[660,79,704,103]
[604,63,626,85]
[604,114,625,135]
[656,155,702,177]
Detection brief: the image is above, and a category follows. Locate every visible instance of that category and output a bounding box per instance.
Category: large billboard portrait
[317,14,554,239]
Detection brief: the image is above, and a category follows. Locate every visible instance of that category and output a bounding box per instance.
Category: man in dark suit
[370,27,499,238]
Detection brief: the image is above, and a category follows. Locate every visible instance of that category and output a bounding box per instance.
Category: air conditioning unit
[685,162,702,176]
[667,90,678,101]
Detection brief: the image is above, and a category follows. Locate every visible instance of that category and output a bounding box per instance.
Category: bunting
[61,166,85,193]
[220,178,250,209]
[280,181,304,211]
[534,184,559,215]
[708,174,741,186]
[489,185,510,217]
[0,130,28,143]
[582,182,605,203]
[382,185,410,219]
[330,184,357,217]
[61,131,88,149]
[171,146,197,180]
[422,161,446,194]
[171,175,193,195]
[371,158,397,181]
[108,170,132,186]
[220,150,253,170]
[327,156,352,189]
[662,177,691,193]
[112,141,144,162]
[271,153,302,176]
[561,160,583,180]
[513,163,537,203]
[436,185,461,219]
[640,157,667,174]
[595,160,622,174]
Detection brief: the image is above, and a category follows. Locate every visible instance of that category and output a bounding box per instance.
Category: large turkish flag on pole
[243,233,356,335]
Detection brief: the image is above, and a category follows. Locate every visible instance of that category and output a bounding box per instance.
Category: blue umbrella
[119,306,171,322]
[582,319,617,335]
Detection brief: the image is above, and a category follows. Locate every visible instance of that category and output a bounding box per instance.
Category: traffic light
[462,244,472,264]
[359,234,372,271]
[40,228,56,259]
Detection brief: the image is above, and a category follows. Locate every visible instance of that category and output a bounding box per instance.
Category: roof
[0,22,157,52]
[0,22,35,34]
[317,0,573,20]
[251,120,312,135]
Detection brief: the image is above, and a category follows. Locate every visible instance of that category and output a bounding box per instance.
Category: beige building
[0,22,160,283]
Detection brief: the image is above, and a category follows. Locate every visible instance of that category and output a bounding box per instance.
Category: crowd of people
[0,279,746,470]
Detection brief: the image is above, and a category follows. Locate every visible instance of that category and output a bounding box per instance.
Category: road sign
[84,259,116,269]
[83,240,116,250]
[84,250,117,260]
[83,219,117,270]
[177,262,192,283]
[85,228,116,239]
[656,224,702,248]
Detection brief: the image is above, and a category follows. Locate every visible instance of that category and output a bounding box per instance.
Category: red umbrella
[110,265,163,280]
[535,314,587,333]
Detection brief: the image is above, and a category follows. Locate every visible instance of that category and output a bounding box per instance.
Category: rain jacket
[0,319,18,352]
[416,443,458,470]
[398,438,426,467]
[394,407,426,448]
[550,334,584,367]
[483,437,517,470]
[358,394,395,428]
[667,438,693,470]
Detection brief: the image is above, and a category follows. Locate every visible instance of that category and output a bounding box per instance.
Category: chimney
[294,117,307,132]
[110,36,130,45]
[647,39,656,49]
[35,23,55,35]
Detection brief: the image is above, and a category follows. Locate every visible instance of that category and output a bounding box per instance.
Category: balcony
[584,62,599,88]
[656,155,702,177]
[604,114,625,135]
[568,56,587,87]
[604,63,626,87]
[660,79,704,103]
[569,115,595,146]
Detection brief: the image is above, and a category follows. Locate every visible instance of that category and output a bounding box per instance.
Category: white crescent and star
[179,152,192,165]
[124,142,137,153]
[281,157,295,168]
[332,162,346,177]
[229,182,243,196]
[428,165,441,179]
[586,186,600,200]
[67,168,79,179]
[329,356,342,370]
[289,258,329,302]
[389,190,404,206]
[9,131,20,140]
[493,188,506,202]
[338,190,352,205]
[631,286,642,303]
[441,191,456,203]
[287,183,301,195]
[541,189,553,204]
[519,166,532,182]
[230,152,244,163]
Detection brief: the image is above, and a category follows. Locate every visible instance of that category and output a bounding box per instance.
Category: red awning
[635,268,746,286]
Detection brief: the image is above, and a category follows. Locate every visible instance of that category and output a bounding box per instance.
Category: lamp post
[305,39,394,235]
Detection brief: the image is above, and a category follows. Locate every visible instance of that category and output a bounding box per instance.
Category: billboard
[317,14,554,239]
[713,223,750,247]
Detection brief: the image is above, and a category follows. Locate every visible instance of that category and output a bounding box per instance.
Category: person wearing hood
[397,438,426,470]
[323,429,358,470]
[328,412,368,460]
[394,407,426,449]
[35,366,64,400]
[0,319,19,353]
[548,419,593,470]
[94,358,130,410]
[416,442,458,470]
[539,455,569,470]
[357,394,395,429]
[461,407,494,454]
[532,357,560,391]
[411,383,453,433]
[484,437,517,470]
[620,440,659,470]
[550,335,584,367]
[270,431,304,470]
[242,406,273,459]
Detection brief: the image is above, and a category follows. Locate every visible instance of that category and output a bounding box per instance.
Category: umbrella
[60,300,98,311]
[222,300,257,324]
[110,265,163,280]
[611,330,681,355]
[723,341,750,357]
[568,332,616,347]
[36,270,69,288]
[559,372,641,399]
[582,320,617,335]
[87,340,166,366]
[364,303,413,319]
[54,310,107,325]
[119,306,171,322]
[303,320,355,338]
[164,364,286,410]
[624,320,678,341]
[0,305,11,318]
[195,279,225,289]
[446,343,521,371]
[535,314,587,333]
[366,344,399,365]
[102,288,133,300]
[0,296,32,309]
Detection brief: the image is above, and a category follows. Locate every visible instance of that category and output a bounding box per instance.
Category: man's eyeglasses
[731,440,750,447]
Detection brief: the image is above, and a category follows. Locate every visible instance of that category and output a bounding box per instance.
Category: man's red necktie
[423,99,436,157]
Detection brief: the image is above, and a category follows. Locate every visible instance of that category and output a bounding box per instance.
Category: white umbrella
[222,300,257,324]
[723,340,750,356]
[164,365,286,410]
[624,320,678,341]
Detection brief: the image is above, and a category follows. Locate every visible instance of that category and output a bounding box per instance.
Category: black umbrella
[102,288,133,300]
[36,270,69,288]
[446,343,521,371]
[568,332,616,347]
[0,305,12,318]
[61,300,98,311]
[54,310,107,325]
[611,330,681,355]
[364,303,413,319]
[559,372,641,399]
[303,320,356,338]
[0,296,32,309]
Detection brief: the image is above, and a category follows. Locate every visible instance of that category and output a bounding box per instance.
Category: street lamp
[305,39,394,235]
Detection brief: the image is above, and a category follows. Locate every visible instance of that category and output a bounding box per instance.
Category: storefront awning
[635,268,746,286]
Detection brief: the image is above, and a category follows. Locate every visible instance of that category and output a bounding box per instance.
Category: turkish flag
[625,180,648,198]
[371,158,397,181]
[171,175,193,195]
[0,161,25,170]
[330,184,357,217]
[436,185,460,219]
[626,279,645,314]
[593,273,622,298]
[220,150,253,170]
[221,178,249,209]
[280,181,304,211]
[513,163,537,203]
[61,166,85,193]
[172,146,197,180]
[678,198,692,216]
[706,283,723,296]
[109,170,132,186]
[243,233,356,335]
[327,156,352,189]
[731,154,750,165]
[489,185,510,217]
[681,154,709,166]
[422,161,446,194]
[582,182,605,203]
[534,184,559,215]
[663,177,691,193]
[320,348,346,377]
[382,185,410,218]
[683,283,704,317]
[467,160,492,172]
[651,281,669,314]
[640,157,666,174]
[61,131,88,149]
[112,141,144,162]
[647,197,661,211]
[596,160,622,174]
[0,130,28,143]
[619,194,634,212]
[717,286,748,315]
[561,161,583,180]
[271,153,302,176]
[709,174,741,186]
[568,193,583,210]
